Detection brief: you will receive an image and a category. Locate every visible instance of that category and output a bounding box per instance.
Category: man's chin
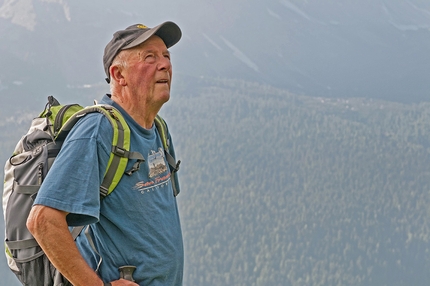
[159,93,171,104]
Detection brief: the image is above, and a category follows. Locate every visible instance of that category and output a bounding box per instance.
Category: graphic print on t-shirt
[148,147,167,178]
[133,148,170,194]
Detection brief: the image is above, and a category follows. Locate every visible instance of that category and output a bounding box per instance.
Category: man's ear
[110,65,127,86]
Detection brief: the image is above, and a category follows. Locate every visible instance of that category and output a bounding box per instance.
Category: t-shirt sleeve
[33,113,112,226]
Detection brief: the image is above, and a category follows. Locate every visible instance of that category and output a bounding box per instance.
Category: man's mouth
[156,79,169,84]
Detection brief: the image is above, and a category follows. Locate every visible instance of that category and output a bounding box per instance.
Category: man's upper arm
[32,113,112,226]
[27,205,69,237]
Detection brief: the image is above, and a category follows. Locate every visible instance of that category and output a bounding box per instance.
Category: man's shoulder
[66,111,114,143]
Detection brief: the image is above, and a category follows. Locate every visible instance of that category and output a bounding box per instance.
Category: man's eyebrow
[143,49,170,55]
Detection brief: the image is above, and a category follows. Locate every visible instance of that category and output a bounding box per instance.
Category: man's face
[122,35,173,107]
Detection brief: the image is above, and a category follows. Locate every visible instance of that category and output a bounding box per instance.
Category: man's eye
[144,54,156,62]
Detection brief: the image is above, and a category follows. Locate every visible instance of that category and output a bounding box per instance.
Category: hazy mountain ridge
[1,0,430,104]
[0,0,70,30]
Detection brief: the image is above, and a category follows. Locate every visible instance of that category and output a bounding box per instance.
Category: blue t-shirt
[34,95,183,285]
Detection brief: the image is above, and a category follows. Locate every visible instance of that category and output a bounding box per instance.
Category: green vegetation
[1,77,430,285]
[166,77,430,285]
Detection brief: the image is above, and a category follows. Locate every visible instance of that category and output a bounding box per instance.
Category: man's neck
[110,93,161,129]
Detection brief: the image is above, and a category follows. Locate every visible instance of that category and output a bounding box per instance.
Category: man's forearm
[27,205,104,286]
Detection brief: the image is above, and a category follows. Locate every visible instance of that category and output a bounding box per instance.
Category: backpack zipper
[37,163,44,185]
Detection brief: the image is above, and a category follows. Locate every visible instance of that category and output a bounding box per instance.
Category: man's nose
[158,56,172,70]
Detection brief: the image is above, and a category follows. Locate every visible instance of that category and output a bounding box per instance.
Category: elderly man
[27,21,184,286]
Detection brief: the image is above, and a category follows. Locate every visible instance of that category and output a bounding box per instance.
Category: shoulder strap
[154,115,180,172]
[57,106,178,197]
[70,112,182,249]
[154,115,181,196]
[56,104,144,198]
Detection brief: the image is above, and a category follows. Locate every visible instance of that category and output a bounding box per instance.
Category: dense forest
[1,76,430,285]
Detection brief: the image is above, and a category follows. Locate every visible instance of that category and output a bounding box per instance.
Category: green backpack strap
[39,98,147,247]
[40,96,84,140]
[154,115,179,171]
[56,104,144,198]
[154,115,181,196]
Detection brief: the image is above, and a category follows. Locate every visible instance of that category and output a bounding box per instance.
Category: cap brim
[123,21,182,50]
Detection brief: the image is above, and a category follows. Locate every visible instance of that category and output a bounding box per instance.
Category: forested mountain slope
[1,77,430,285]
[165,77,430,285]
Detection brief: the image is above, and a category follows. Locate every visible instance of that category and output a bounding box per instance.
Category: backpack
[2,96,180,285]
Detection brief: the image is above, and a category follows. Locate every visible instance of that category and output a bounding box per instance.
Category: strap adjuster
[112,146,127,157]
[100,185,109,198]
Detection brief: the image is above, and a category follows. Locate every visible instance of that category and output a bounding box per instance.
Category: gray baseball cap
[103,21,182,83]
